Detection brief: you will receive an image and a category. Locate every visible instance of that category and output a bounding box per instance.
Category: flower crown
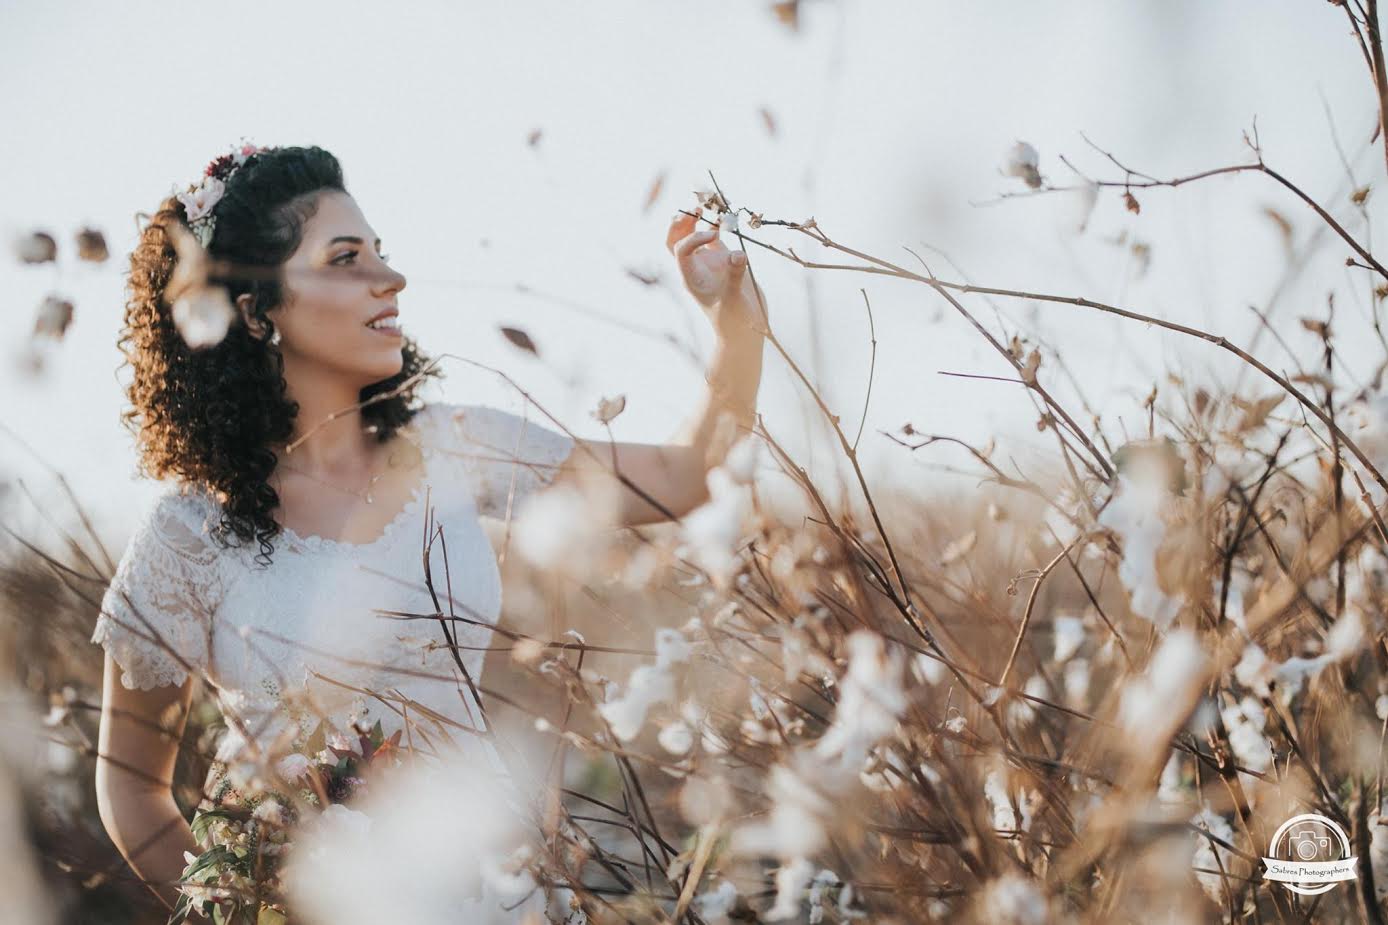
[173,141,270,248]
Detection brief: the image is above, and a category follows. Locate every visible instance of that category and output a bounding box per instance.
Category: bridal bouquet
[168,719,405,925]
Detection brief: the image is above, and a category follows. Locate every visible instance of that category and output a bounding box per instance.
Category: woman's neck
[278,374,377,471]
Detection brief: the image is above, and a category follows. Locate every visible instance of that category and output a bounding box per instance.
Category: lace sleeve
[431,402,577,520]
[90,488,222,691]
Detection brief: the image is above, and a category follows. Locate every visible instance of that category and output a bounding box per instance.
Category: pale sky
[0,1,1377,545]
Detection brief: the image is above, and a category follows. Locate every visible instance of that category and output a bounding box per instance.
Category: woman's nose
[373,262,406,296]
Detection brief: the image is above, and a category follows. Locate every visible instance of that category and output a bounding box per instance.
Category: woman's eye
[333,250,390,265]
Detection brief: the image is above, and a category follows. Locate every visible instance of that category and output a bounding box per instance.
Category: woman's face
[268,190,408,386]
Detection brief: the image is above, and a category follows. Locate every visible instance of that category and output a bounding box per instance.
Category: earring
[268,329,281,346]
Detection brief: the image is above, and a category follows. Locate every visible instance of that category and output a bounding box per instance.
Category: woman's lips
[365,318,402,337]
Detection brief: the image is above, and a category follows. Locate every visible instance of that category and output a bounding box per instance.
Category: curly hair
[118,145,442,567]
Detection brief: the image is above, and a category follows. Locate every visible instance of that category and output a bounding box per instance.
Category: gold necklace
[277,454,386,504]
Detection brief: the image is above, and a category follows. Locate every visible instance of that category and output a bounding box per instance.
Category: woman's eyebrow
[325,235,382,247]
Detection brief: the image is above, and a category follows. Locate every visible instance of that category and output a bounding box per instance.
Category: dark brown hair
[118,145,441,567]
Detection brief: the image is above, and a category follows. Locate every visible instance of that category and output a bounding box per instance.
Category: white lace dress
[90,400,575,782]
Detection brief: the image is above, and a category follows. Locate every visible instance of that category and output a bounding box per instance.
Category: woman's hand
[667,208,767,339]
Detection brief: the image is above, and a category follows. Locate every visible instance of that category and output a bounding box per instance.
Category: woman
[90,144,767,914]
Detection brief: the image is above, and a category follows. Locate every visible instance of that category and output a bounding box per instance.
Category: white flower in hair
[174,140,267,248]
[177,176,225,224]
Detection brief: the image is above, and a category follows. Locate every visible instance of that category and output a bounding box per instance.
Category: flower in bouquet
[170,719,406,925]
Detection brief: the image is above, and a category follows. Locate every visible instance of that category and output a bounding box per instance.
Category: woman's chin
[360,352,405,383]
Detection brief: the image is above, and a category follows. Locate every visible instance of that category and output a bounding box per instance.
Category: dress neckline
[277,409,439,554]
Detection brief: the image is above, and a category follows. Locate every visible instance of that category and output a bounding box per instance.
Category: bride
[90,143,767,915]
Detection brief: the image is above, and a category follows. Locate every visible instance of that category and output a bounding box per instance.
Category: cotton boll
[513,483,598,571]
[658,722,694,755]
[1052,614,1087,663]
[859,748,912,792]
[1325,608,1366,659]
[1346,394,1388,510]
[807,869,840,924]
[171,287,235,350]
[1220,696,1273,774]
[812,631,907,773]
[1158,754,1189,808]
[1191,807,1237,905]
[655,628,693,667]
[285,750,539,924]
[1002,141,1042,189]
[979,872,1050,924]
[985,769,1022,833]
[478,847,539,906]
[1097,474,1183,628]
[1233,644,1272,696]
[694,880,739,923]
[1006,675,1047,727]
[678,466,750,585]
[679,775,733,826]
[598,665,675,741]
[1370,800,1388,901]
[723,435,761,484]
[1120,630,1208,746]
[731,762,830,859]
[912,651,947,684]
[766,857,814,921]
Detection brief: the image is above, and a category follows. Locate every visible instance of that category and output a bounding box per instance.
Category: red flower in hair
[204,153,238,181]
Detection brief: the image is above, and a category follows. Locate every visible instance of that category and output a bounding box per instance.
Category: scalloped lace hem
[92,619,193,691]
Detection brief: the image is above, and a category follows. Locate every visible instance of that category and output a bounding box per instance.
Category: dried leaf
[1263,207,1293,246]
[1299,317,1329,338]
[33,295,74,340]
[1233,393,1285,432]
[1131,241,1152,277]
[759,107,778,138]
[1020,348,1042,386]
[14,231,56,265]
[643,171,666,214]
[593,394,627,424]
[75,227,108,263]
[1194,389,1210,417]
[1289,371,1331,390]
[770,0,799,30]
[500,326,538,355]
[1123,190,1141,214]
[625,266,662,286]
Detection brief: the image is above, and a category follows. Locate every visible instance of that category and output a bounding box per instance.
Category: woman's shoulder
[127,481,224,565]
[416,400,574,463]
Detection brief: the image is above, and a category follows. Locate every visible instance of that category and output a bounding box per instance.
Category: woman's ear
[236,293,269,340]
